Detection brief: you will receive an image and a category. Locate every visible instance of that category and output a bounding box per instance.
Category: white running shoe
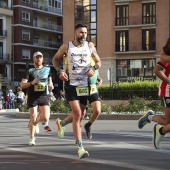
[153,124,164,149]
[78,147,89,159]
[35,124,39,134]
[29,137,36,145]
[56,118,65,139]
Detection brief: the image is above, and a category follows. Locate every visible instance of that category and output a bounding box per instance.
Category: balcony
[115,16,156,28]
[0,30,7,37]
[115,41,156,54]
[0,1,12,9]
[0,74,11,83]
[33,20,62,32]
[33,39,62,49]
[0,53,12,63]
[33,2,62,15]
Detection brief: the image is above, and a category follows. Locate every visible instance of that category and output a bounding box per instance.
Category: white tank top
[67,41,91,86]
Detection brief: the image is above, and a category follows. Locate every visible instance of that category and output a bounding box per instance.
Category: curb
[15,112,143,120]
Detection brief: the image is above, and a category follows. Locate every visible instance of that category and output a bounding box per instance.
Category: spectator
[7,89,16,109]
[17,87,26,105]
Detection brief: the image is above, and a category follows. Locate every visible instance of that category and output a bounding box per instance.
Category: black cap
[75,24,87,30]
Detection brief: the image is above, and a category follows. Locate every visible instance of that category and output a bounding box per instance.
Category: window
[22,30,30,41]
[142,3,156,24]
[115,31,129,52]
[22,0,30,3]
[116,59,156,81]
[142,29,155,50]
[22,11,30,22]
[49,0,61,8]
[75,0,97,47]
[18,70,26,79]
[116,5,128,26]
[22,49,30,59]
[0,42,3,59]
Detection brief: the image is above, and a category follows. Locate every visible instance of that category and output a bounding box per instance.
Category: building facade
[63,0,170,84]
[12,0,63,94]
[0,0,13,94]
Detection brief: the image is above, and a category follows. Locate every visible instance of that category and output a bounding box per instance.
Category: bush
[111,97,163,114]
[50,100,71,113]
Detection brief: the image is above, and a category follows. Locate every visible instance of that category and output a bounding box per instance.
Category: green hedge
[98,80,160,100]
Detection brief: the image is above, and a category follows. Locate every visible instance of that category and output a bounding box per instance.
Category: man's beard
[77,37,85,45]
[35,61,42,66]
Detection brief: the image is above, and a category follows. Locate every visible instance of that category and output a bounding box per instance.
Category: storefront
[116,58,156,82]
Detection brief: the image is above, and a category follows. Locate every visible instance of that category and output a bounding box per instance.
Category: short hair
[75,24,87,30]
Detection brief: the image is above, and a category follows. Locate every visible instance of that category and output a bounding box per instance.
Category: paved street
[0,112,170,170]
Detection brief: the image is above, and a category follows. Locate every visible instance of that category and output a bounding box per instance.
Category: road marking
[5,146,164,170]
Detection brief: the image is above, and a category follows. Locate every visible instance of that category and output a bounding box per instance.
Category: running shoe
[44,126,52,132]
[153,124,164,149]
[84,123,92,139]
[56,118,65,139]
[29,137,35,145]
[138,110,154,129]
[35,124,39,134]
[78,147,89,159]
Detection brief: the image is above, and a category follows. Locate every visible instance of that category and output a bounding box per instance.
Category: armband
[57,69,64,76]
[93,65,99,70]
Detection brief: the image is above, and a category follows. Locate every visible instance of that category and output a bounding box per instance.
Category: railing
[0,53,11,60]
[33,39,62,48]
[99,90,159,100]
[0,30,7,37]
[33,2,62,15]
[115,16,156,26]
[33,20,62,32]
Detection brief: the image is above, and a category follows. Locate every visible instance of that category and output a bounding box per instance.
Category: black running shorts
[27,95,50,108]
[88,92,101,104]
[64,84,88,106]
[160,96,170,107]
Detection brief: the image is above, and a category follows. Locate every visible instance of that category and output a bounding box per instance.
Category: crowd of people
[0,89,26,109]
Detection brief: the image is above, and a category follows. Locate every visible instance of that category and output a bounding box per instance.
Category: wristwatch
[93,65,99,70]
[57,69,64,76]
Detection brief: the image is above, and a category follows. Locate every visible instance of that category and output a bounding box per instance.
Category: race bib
[90,84,97,95]
[34,82,45,91]
[76,86,89,96]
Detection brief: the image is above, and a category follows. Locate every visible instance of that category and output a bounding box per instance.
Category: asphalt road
[0,113,170,170]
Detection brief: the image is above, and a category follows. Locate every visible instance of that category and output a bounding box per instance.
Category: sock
[76,140,83,147]
[44,121,48,127]
[85,121,92,128]
[159,127,164,135]
[60,120,68,127]
[148,115,153,122]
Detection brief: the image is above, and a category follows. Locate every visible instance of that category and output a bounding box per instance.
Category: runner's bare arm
[48,77,54,91]
[154,64,170,84]
[52,44,67,71]
[20,79,30,89]
[160,52,170,62]
[89,42,101,69]
[52,44,68,81]
[20,77,39,89]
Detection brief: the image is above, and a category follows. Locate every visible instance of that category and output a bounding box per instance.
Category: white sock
[148,115,153,122]
[44,121,49,127]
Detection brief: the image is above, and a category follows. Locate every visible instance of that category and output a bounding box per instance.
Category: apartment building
[12,0,63,94]
[63,0,170,84]
[0,0,13,94]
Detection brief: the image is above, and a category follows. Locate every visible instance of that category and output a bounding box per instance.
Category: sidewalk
[15,112,142,120]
